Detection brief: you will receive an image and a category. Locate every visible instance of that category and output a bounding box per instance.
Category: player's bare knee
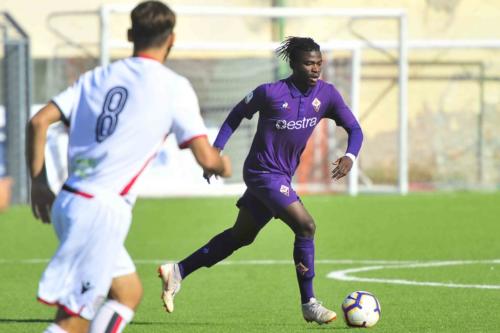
[231,230,256,247]
[231,225,258,247]
[238,234,257,247]
[124,282,143,310]
[109,274,143,310]
[55,308,89,333]
[297,219,316,238]
[130,280,144,305]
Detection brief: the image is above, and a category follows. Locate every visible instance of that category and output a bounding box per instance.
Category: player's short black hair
[130,1,176,50]
[275,36,321,65]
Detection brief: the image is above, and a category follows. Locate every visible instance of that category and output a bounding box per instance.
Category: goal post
[41,5,500,194]
[97,5,409,196]
[0,12,31,205]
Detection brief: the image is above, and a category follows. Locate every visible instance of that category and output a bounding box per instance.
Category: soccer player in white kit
[26,2,231,333]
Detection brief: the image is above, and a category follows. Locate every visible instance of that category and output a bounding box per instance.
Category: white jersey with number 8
[52,56,207,200]
[37,57,207,319]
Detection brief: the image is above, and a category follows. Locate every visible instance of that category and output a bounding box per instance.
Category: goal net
[43,5,408,197]
[98,5,407,197]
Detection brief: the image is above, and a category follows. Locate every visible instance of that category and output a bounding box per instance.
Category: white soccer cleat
[158,263,182,313]
[302,298,337,325]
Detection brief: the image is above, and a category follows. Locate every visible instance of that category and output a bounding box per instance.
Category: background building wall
[1,0,499,190]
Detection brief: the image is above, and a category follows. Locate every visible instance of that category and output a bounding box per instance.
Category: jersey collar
[135,53,161,62]
[286,76,315,98]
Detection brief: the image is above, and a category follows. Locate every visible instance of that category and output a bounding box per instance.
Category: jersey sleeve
[234,83,266,120]
[171,78,208,149]
[325,85,364,158]
[51,77,83,125]
[213,84,266,150]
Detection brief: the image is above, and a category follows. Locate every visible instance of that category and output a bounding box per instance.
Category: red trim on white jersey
[119,134,171,196]
[37,297,82,317]
[179,134,208,149]
[62,184,94,198]
[136,53,161,62]
[119,153,157,196]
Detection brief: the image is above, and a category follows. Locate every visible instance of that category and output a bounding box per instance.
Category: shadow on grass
[0,318,52,323]
[0,318,347,331]
[131,320,347,330]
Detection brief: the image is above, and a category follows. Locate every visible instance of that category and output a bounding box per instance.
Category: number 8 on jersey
[96,86,128,142]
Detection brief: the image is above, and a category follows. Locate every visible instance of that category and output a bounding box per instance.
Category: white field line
[2,258,499,289]
[0,259,423,265]
[326,260,500,290]
[0,258,499,266]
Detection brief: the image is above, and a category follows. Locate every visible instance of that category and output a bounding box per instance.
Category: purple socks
[293,235,316,304]
[178,229,240,279]
[177,229,316,305]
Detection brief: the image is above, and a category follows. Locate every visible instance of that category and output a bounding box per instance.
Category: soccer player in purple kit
[158,36,363,325]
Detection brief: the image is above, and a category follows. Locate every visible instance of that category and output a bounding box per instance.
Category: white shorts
[37,187,134,320]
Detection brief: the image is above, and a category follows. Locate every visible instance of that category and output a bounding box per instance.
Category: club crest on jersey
[281,101,289,110]
[312,98,321,112]
[280,185,290,197]
[245,91,254,104]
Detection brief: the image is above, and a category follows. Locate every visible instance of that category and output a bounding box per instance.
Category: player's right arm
[170,77,232,180]
[187,137,231,178]
[26,102,63,223]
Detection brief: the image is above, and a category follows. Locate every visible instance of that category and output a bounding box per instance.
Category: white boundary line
[0,259,421,265]
[1,258,498,266]
[3,258,499,289]
[326,260,500,290]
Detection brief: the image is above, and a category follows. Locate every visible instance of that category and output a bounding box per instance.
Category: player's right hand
[30,182,55,224]
[203,156,231,183]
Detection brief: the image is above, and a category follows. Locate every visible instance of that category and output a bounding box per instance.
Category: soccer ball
[341,291,381,328]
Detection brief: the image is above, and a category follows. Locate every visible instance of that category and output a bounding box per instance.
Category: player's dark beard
[291,72,311,93]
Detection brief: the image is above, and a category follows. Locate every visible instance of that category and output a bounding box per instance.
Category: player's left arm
[26,103,62,223]
[326,86,364,180]
[212,84,266,151]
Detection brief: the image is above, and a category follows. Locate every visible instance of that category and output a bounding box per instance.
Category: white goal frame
[98,5,409,196]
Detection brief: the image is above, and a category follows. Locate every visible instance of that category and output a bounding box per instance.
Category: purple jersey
[213,77,363,179]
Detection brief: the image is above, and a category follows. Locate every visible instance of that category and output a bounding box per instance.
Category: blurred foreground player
[27,1,231,332]
[159,37,363,325]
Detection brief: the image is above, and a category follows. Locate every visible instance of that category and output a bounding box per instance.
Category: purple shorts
[236,174,300,226]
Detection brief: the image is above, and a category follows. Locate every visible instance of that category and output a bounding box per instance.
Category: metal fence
[1,12,31,204]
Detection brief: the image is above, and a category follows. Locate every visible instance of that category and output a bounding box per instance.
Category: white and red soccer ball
[341,291,381,328]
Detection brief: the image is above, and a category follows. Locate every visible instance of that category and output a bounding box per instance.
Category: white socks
[44,323,68,333]
[89,300,134,333]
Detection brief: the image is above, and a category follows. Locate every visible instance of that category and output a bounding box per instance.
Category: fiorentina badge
[296,262,309,275]
[280,184,290,196]
[312,98,321,112]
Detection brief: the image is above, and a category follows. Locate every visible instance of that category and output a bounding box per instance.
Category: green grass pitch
[1,192,499,332]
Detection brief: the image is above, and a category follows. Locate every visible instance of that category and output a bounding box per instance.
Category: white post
[348,46,361,196]
[97,4,408,195]
[398,14,409,195]
[99,6,109,67]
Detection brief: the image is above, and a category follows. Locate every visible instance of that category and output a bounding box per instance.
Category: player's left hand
[331,156,353,180]
[30,182,55,224]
